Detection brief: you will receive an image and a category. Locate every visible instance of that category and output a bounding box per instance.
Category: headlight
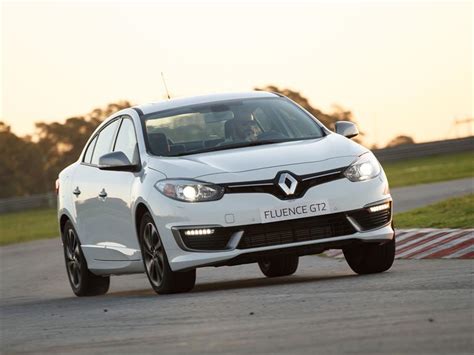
[155,179,224,202]
[344,153,381,182]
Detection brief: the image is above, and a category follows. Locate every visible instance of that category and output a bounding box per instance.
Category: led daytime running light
[184,228,215,236]
[368,203,390,213]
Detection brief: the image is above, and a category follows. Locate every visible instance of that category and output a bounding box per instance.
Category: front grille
[222,167,346,200]
[237,212,356,249]
[347,205,392,230]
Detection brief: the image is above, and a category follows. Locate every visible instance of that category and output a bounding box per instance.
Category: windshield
[142,97,325,157]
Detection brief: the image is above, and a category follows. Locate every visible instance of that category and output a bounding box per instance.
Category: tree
[0,101,132,198]
[387,135,415,147]
[35,101,132,188]
[0,122,46,197]
[255,85,356,130]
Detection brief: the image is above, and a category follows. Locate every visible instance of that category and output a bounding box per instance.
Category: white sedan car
[57,91,395,296]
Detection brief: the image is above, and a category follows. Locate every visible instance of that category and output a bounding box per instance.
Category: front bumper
[148,174,393,271]
[168,223,394,271]
[173,202,391,251]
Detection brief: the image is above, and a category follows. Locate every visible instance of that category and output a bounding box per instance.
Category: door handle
[98,189,107,198]
[73,187,81,196]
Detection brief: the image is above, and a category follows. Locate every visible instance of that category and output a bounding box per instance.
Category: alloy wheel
[65,228,82,289]
[142,222,165,287]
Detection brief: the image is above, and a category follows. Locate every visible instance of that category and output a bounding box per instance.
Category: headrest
[148,132,170,156]
[224,119,235,139]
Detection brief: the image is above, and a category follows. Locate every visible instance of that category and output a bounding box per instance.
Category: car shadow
[190,273,356,293]
[2,271,393,310]
[103,272,359,298]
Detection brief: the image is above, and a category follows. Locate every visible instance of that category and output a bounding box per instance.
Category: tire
[62,221,110,296]
[139,213,196,294]
[343,237,396,275]
[258,255,299,277]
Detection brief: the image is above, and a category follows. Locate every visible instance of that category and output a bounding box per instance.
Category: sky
[1,0,472,146]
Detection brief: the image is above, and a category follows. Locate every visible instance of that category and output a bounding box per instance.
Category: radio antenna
[161,72,171,100]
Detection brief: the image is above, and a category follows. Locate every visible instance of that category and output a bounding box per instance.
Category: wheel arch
[58,210,79,243]
[59,214,70,234]
[134,202,151,241]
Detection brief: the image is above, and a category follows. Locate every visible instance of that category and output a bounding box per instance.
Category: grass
[383,151,473,188]
[0,208,58,246]
[394,194,474,229]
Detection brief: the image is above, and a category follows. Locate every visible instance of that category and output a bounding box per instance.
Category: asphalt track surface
[391,177,473,213]
[1,238,473,354]
[1,178,473,354]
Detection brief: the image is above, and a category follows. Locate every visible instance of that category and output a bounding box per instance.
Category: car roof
[134,91,280,115]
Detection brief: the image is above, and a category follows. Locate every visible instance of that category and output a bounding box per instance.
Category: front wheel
[62,221,110,296]
[343,237,396,275]
[258,255,299,277]
[139,213,196,294]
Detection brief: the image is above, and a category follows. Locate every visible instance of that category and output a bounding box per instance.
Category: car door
[94,116,141,250]
[72,119,121,246]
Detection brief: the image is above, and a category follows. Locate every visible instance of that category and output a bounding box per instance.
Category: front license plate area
[260,199,330,224]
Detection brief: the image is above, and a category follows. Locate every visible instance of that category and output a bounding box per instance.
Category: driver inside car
[226,111,262,142]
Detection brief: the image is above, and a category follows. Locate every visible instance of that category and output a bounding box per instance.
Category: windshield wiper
[172,139,288,157]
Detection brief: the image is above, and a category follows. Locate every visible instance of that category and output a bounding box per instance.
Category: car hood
[146,133,367,182]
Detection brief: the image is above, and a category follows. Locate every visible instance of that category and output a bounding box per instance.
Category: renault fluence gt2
[57,91,395,296]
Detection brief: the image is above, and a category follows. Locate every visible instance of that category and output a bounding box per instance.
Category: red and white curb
[325,229,474,260]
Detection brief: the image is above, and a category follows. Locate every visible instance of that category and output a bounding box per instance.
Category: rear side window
[83,135,98,164]
[114,118,139,164]
[90,120,120,165]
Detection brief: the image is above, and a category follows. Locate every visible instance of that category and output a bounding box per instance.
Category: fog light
[368,203,390,213]
[184,228,215,236]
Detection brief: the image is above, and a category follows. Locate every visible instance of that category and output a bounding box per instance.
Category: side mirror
[98,151,140,172]
[335,121,359,139]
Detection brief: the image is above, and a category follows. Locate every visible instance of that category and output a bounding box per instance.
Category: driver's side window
[114,117,139,164]
[90,120,120,166]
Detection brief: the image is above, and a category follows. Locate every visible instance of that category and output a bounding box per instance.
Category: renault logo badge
[278,172,298,195]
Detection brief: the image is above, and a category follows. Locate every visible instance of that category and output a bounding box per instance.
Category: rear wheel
[258,255,299,277]
[343,237,396,275]
[62,221,110,296]
[139,213,196,294]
